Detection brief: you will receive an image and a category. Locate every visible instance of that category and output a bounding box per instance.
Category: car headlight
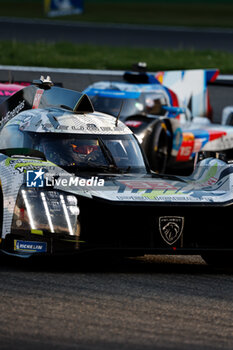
[12,186,80,237]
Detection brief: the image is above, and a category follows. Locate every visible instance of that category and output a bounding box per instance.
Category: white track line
[0,65,125,75]
[0,65,232,80]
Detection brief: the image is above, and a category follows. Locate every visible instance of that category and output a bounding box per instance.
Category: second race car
[83,65,233,174]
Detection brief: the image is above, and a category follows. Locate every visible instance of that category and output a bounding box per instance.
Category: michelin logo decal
[14,240,47,253]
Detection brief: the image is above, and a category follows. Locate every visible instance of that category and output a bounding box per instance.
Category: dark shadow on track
[0,252,233,276]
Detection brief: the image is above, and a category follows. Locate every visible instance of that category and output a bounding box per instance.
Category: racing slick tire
[148,121,170,173]
[201,253,233,267]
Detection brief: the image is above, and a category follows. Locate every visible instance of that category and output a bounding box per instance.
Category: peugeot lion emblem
[159,216,184,245]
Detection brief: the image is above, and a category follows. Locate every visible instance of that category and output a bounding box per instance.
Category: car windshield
[90,92,168,118]
[23,132,147,174]
[90,96,141,118]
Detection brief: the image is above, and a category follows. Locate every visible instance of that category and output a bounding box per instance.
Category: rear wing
[154,69,219,117]
[122,67,219,117]
[0,79,94,129]
[209,74,233,87]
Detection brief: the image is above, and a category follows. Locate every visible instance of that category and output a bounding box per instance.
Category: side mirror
[162,106,191,120]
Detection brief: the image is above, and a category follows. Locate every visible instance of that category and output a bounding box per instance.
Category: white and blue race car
[84,66,233,174]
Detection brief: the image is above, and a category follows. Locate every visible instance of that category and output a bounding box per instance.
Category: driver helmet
[69,139,103,165]
[145,94,167,115]
[71,140,99,156]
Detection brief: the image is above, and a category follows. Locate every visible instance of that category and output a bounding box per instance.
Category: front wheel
[148,121,170,173]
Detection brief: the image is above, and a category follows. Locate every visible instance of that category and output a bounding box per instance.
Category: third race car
[84,65,233,174]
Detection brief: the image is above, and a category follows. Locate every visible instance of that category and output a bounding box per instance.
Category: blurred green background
[1,0,233,72]
[1,0,233,28]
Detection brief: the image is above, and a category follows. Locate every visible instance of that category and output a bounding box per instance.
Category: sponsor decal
[15,163,54,174]
[172,127,183,152]
[87,123,99,131]
[5,158,44,167]
[192,138,205,154]
[19,115,33,130]
[118,180,178,192]
[14,240,47,253]
[176,132,194,161]
[0,100,25,127]
[32,89,44,109]
[45,0,84,17]
[141,191,185,200]
[125,120,143,128]
[0,90,15,97]
[155,71,165,84]
[159,216,184,245]
[208,130,227,142]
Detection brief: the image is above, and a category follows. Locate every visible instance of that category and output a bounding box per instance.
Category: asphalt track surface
[2,17,233,52]
[0,69,233,350]
[1,254,233,350]
[1,18,233,350]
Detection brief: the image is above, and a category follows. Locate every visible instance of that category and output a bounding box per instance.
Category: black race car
[0,76,232,266]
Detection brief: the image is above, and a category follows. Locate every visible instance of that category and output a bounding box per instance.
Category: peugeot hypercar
[84,67,233,174]
[0,76,233,265]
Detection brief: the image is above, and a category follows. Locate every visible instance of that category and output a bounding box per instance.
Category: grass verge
[0,40,233,73]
